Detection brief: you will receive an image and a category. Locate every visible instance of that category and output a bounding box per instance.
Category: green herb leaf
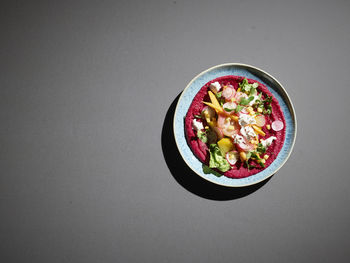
[257,143,266,154]
[239,78,249,88]
[223,107,234,112]
[202,164,222,177]
[194,114,202,119]
[215,91,222,98]
[235,105,244,113]
[251,152,259,160]
[265,96,272,103]
[256,159,265,168]
[240,96,255,106]
[245,159,257,170]
[254,94,272,114]
[263,108,272,115]
[239,79,260,96]
[250,87,257,96]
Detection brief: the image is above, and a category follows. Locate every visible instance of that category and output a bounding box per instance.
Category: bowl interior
[173,63,296,187]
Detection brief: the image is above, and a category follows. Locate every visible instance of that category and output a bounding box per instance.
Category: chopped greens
[254,95,273,115]
[208,144,231,172]
[257,143,266,154]
[197,130,207,143]
[192,76,279,175]
[265,96,272,104]
[235,105,244,113]
[239,96,255,106]
[245,161,257,170]
[239,78,259,96]
[251,152,265,167]
[252,82,259,88]
[250,87,257,96]
[239,78,250,93]
[243,150,266,170]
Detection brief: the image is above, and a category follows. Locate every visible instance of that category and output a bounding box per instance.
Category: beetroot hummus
[185,75,286,178]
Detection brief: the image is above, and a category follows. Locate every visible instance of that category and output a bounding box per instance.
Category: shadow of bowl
[161,93,273,201]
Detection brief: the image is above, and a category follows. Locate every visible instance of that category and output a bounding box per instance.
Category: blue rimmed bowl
[173,63,297,187]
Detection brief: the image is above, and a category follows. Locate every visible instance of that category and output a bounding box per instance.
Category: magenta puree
[184,75,286,178]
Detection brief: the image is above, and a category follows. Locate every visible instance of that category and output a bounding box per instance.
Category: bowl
[173,63,297,187]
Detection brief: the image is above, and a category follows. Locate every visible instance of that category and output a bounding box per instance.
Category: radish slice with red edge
[255,115,266,127]
[238,108,249,115]
[234,91,248,102]
[223,125,239,137]
[222,118,239,137]
[235,142,255,152]
[271,120,284,131]
[223,102,237,114]
[222,85,235,101]
[226,151,239,166]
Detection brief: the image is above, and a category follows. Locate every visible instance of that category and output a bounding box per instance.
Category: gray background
[1,0,350,262]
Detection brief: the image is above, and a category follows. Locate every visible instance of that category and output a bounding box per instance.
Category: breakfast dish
[184,75,286,178]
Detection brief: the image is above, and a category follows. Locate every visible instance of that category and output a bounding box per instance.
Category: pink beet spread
[184,75,286,178]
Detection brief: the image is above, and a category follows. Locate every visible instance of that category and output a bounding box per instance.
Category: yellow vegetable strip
[202,101,223,113]
[208,91,221,109]
[252,125,266,136]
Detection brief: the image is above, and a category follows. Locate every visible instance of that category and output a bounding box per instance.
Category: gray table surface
[1,0,350,262]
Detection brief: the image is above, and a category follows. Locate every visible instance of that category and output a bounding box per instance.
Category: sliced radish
[213,127,223,140]
[235,142,254,152]
[234,91,248,102]
[226,151,239,166]
[222,119,239,137]
[222,85,236,101]
[271,120,284,131]
[222,125,239,137]
[255,115,266,127]
[218,114,239,136]
[234,136,255,152]
[223,102,237,114]
[238,108,249,116]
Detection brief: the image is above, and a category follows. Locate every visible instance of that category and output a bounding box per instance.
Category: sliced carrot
[208,91,221,109]
[252,125,266,136]
[202,101,223,113]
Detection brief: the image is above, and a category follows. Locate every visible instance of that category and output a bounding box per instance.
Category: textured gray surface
[1,0,350,262]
